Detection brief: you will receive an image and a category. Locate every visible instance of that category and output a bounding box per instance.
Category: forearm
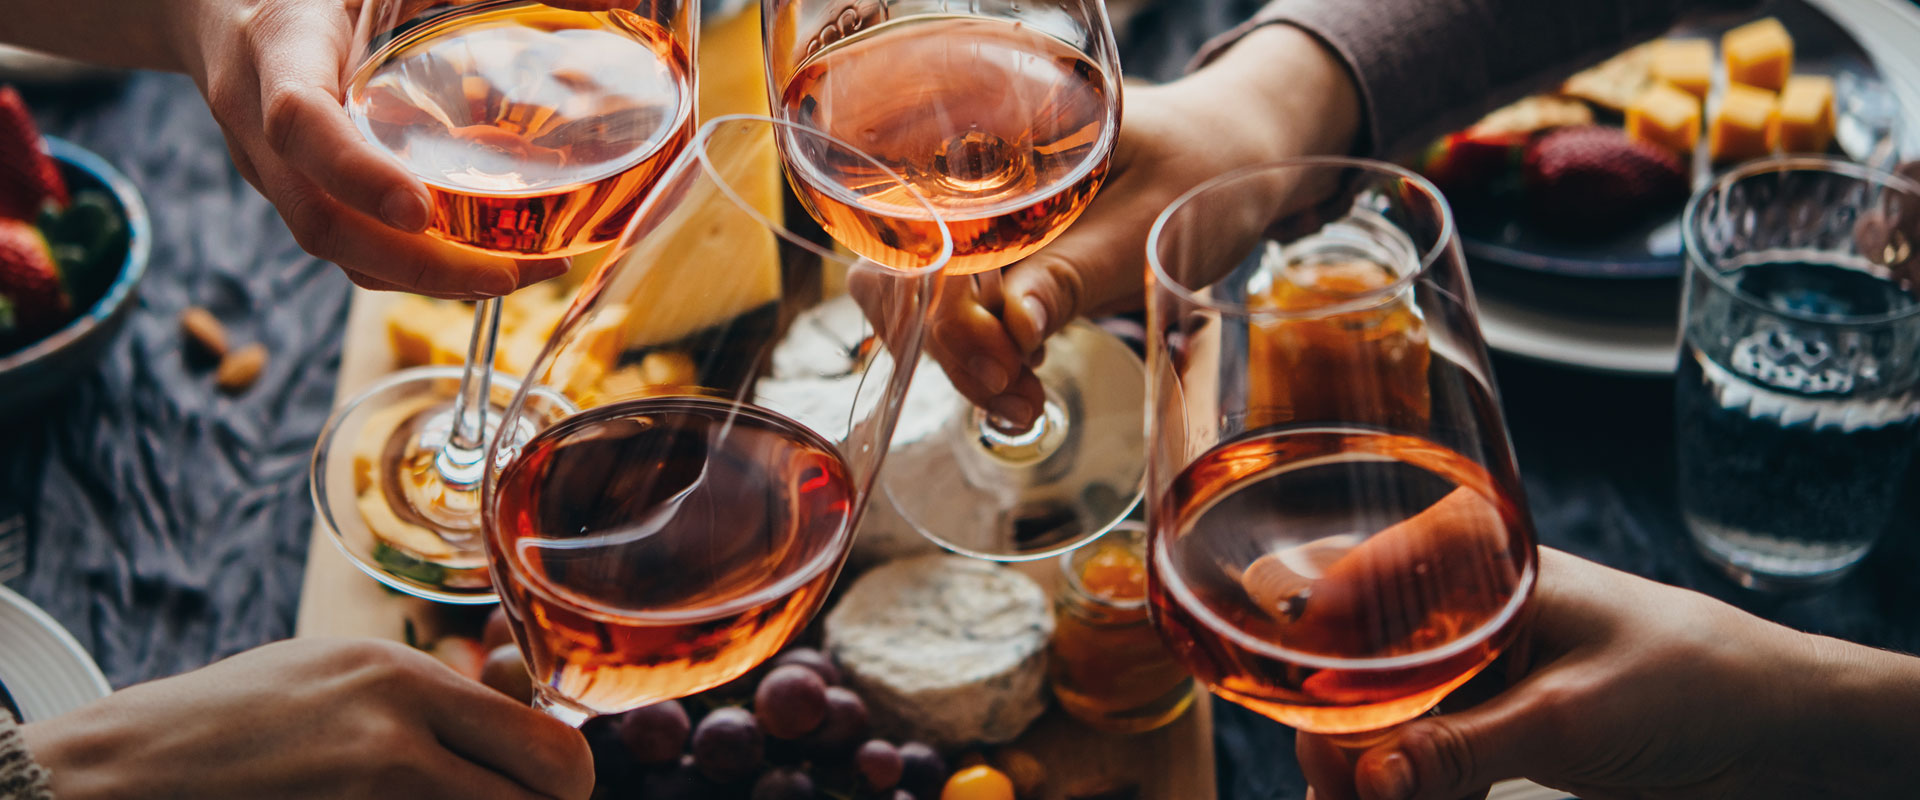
[1204,0,1760,158]
[1769,635,1920,796]
[0,0,187,72]
[1188,24,1362,162]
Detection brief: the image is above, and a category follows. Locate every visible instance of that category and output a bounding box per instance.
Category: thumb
[1352,689,1561,800]
[996,252,1089,359]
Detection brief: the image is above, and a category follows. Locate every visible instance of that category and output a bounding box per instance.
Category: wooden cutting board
[294,8,1216,799]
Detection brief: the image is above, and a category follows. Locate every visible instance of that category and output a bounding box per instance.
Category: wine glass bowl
[1145,158,1538,736]
[763,0,1144,562]
[310,0,699,602]
[482,115,949,724]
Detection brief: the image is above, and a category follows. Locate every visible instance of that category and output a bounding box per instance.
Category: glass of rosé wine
[761,0,1143,562]
[480,115,951,725]
[311,0,699,603]
[1143,158,1539,743]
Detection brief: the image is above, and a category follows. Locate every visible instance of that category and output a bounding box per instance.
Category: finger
[252,0,431,231]
[247,152,524,296]
[1351,682,1568,800]
[517,257,572,289]
[927,276,1030,404]
[408,747,576,800]
[342,268,412,293]
[1297,733,1361,800]
[421,679,594,800]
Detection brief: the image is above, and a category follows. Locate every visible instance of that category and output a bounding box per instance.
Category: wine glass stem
[437,297,505,487]
[972,386,1068,466]
[532,691,592,729]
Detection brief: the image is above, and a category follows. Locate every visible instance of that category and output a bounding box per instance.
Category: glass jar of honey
[1049,522,1196,734]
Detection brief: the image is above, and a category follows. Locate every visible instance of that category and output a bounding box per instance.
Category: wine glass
[481,115,950,724]
[1143,158,1539,743]
[761,0,1144,561]
[310,0,698,602]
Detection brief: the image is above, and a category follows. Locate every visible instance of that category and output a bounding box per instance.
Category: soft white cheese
[824,555,1053,748]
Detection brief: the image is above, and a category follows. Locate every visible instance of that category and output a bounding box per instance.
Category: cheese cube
[1776,74,1836,153]
[1723,17,1793,91]
[1627,83,1703,155]
[1711,83,1780,163]
[1652,39,1714,98]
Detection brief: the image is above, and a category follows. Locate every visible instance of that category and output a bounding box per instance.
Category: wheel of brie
[824,554,1053,749]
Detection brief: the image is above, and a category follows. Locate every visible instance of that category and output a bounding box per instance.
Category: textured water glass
[1678,156,1920,588]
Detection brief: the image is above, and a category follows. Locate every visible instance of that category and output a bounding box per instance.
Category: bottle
[1048,522,1196,734]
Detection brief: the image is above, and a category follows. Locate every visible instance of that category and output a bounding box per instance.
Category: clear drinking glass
[1678,156,1920,589]
[311,0,698,602]
[1145,158,1539,741]
[761,0,1144,561]
[481,115,950,725]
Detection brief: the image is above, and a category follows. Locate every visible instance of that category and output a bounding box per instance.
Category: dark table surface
[3,7,1918,799]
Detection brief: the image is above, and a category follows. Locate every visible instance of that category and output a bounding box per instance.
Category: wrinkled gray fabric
[1,73,348,687]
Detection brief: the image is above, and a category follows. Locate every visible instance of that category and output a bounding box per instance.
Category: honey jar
[1048,523,1195,734]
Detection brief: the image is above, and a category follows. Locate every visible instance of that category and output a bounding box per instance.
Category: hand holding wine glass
[1296,549,1920,800]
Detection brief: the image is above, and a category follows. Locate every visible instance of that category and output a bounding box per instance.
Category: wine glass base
[311,366,574,604]
[883,321,1145,562]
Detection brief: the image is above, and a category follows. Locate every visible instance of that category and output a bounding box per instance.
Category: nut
[179,307,228,357]
[215,343,267,393]
[993,748,1047,799]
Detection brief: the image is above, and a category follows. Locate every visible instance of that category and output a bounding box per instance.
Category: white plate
[0,585,110,722]
[1477,0,1920,375]
[1489,780,1575,800]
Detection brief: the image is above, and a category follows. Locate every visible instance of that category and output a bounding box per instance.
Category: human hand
[1297,548,1920,800]
[162,0,663,298]
[22,638,592,800]
[926,24,1361,426]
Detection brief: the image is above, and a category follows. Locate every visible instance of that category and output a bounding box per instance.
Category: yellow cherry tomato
[941,765,1017,800]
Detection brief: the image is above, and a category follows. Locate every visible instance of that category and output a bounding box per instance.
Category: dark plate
[1459,0,1902,279]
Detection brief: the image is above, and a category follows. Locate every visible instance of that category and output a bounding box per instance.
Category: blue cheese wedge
[825,555,1053,748]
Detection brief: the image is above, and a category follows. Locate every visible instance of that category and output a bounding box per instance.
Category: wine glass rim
[682,114,954,278]
[1145,156,1455,321]
[487,397,858,625]
[1681,155,1920,327]
[1150,529,1539,672]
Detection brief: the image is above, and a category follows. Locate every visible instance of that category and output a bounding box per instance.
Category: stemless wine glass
[1144,158,1539,742]
[762,0,1143,561]
[482,115,950,725]
[311,0,698,602]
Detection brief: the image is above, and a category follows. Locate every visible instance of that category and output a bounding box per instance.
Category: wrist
[1179,24,1362,161]
[1765,632,1920,795]
[20,706,137,800]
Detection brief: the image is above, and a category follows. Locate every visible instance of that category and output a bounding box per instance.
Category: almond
[215,343,267,393]
[179,307,228,357]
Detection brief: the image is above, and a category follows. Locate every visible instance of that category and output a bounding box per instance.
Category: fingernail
[524,257,571,284]
[968,356,1010,394]
[987,395,1033,426]
[1020,295,1048,337]
[1369,752,1415,800]
[479,269,517,297]
[381,188,428,231]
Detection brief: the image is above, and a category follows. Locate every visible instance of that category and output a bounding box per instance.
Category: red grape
[898,741,946,800]
[856,739,904,790]
[639,755,713,800]
[807,687,869,751]
[769,647,842,686]
[691,707,764,783]
[750,767,816,800]
[617,700,691,765]
[755,665,829,740]
[481,606,514,651]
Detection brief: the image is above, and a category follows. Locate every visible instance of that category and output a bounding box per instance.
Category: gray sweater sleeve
[0,716,52,800]
[1196,0,1761,158]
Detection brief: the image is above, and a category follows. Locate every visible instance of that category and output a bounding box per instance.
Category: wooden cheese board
[294,8,1217,799]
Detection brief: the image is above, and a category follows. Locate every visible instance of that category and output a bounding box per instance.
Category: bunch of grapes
[581,647,959,800]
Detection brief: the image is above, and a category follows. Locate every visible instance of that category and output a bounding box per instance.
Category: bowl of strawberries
[0,86,149,412]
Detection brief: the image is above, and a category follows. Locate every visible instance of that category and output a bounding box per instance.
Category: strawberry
[1522,125,1688,238]
[0,217,68,339]
[1421,131,1527,197]
[0,86,68,221]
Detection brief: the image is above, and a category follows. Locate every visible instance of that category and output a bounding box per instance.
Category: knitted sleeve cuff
[0,716,54,800]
